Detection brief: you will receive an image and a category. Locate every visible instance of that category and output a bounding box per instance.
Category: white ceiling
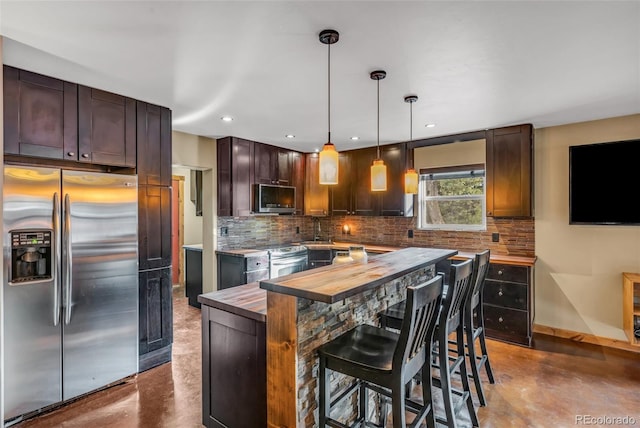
[1,1,638,153]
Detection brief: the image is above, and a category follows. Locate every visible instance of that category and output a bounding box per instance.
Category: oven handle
[270,255,308,266]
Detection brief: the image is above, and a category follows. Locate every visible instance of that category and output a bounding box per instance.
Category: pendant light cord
[409,100,413,169]
[377,78,380,159]
[327,42,331,143]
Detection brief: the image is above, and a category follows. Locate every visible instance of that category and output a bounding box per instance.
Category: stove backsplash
[216,215,534,257]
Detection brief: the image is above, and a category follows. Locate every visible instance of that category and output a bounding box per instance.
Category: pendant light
[404,95,419,194]
[318,29,339,185]
[370,70,387,192]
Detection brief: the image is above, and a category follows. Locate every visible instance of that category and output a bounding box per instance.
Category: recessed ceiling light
[221,116,233,122]
[350,136,359,141]
[425,123,436,128]
[285,134,295,139]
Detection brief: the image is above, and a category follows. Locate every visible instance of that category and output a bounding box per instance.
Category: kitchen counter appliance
[3,165,139,422]
[268,245,308,278]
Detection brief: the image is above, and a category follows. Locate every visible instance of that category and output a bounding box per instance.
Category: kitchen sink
[297,240,333,245]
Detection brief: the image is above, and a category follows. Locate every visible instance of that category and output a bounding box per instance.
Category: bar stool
[432,257,478,428]
[317,275,443,428]
[460,249,495,406]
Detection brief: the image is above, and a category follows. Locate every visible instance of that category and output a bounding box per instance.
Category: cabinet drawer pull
[498,290,503,297]
[498,316,504,323]
[498,270,504,276]
[67,152,75,157]
[82,153,90,158]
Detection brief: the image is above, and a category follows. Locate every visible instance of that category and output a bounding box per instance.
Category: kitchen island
[200,247,455,427]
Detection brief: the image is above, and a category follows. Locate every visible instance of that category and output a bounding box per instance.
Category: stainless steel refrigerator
[2,165,139,422]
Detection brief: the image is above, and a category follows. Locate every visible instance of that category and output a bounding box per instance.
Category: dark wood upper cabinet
[78,86,136,167]
[290,151,305,215]
[3,65,78,160]
[254,142,292,185]
[352,147,379,216]
[379,144,409,216]
[304,153,329,216]
[217,137,254,216]
[486,124,533,217]
[137,102,172,186]
[329,152,353,215]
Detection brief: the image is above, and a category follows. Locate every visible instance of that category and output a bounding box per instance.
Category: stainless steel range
[268,245,308,278]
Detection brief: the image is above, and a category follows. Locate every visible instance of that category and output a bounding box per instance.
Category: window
[417,164,486,231]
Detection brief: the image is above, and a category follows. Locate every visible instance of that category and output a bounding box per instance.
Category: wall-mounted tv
[569,139,640,225]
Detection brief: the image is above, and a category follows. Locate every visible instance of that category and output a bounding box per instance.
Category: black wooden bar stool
[317,275,443,428]
[460,249,495,406]
[432,257,478,427]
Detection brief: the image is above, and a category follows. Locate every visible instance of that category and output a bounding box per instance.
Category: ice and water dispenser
[9,229,52,284]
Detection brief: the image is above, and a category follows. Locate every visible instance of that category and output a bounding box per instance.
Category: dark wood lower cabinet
[139,267,173,372]
[185,246,203,308]
[202,306,266,428]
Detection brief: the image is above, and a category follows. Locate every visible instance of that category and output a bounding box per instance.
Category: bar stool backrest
[467,250,491,312]
[393,274,443,376]
[439,258,474,335]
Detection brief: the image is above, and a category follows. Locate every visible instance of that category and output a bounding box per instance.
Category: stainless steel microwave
[253,184,296,214]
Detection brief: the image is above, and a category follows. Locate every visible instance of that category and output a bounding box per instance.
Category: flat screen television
[569,139,640,225]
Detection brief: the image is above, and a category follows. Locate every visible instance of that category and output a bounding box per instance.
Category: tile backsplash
[217,215,534,256]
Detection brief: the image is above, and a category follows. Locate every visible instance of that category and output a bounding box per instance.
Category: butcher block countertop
[198,282,266,322]
[259,247,457,304]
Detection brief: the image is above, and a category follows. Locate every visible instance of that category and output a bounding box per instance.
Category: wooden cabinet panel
[486,124,533,217]
[254,142,278,184]
[139,267,173,355]
[277,150,291,185]
[137,102,172,186]
[185,248,203,308]
[483,261,534,346]
[217,253,270,290]
[379,144,408,216]
[290,152,305,215]
[217,137,254,216]
[304,153,329,216]
[139,185,172,270]
[202,307,266,428]
[78,86,136,167]
[329,152,353,215]
[352,147,378,216]
[3,65,78,160]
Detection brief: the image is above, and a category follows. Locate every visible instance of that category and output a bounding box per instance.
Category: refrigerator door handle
[64,193,73,325]
[53,192,61,326]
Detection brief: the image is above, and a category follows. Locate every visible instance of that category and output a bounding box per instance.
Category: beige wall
[171,166,203,246]
[414,138,485,169]
[171,131,217,293]
[534,114,640,340]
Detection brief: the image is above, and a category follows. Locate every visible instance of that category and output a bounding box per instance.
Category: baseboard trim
[533,324,640,354]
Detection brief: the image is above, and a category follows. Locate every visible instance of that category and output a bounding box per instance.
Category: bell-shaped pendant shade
[371,159,387,191]
[404,168,418,194]
[319,142,339,185]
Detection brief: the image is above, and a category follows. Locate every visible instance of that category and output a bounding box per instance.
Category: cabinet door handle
[498,270,504,276]
[498,317,504,323]
[81,153,90,159]
[498,290,503,297]
[488,211,493,215]
[400,211,404,215]
[67,152,75,157]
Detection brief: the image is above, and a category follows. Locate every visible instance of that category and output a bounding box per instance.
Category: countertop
[259,247,457,304]
[198,282,266,323]
[183,243,203,251]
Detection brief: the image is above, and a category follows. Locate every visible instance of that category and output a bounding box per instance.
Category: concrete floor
[13,286,640,427]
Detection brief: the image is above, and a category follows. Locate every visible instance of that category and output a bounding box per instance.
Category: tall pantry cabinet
[137,102,174,371]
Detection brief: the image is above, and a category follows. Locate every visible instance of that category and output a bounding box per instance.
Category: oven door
[270,254,308,279]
